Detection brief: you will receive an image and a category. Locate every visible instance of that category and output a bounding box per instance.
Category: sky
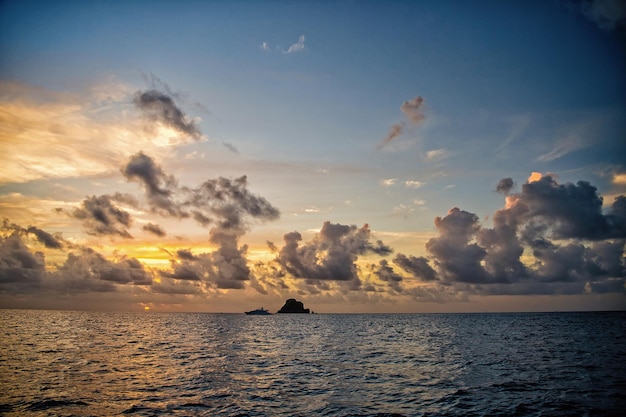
[0,0,625,313]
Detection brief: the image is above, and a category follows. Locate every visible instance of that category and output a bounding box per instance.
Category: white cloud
[425,148,448,161]
[381,178,397,187]
[284,35,305,54]
[405,180,424,188]
[260,41,270,51]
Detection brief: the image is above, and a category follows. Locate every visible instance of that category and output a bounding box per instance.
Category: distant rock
[277,298,310,314]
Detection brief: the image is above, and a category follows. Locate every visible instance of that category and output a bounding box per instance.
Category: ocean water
[1,310,625,416]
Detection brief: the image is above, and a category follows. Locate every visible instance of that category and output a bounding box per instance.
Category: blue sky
[1,0,625,312]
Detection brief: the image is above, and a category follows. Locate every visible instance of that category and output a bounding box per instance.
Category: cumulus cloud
[410,175,626,294]
[122,152,280,289]
[273,222,391,289]
[284,35,306,53]
[0,230,152,295]
[133,90,203,140]
[0,232,45,292]
[378,95,426,149]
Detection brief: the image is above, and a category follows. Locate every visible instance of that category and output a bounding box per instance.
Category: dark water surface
[1,310,625,416]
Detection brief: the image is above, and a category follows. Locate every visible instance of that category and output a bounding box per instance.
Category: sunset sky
[1,0,625,313]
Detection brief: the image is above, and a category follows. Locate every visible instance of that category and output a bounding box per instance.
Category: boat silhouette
[245,307,272,315]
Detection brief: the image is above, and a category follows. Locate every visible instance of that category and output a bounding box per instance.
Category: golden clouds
[0,81,202,185]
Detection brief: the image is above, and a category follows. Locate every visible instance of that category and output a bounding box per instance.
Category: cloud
[272,222,391,289]
[260,41,270,51]
[121,152,280,289]
[142,222,166,237]
[371,259,404,293]
[400,96,426,125]
[393,253,437,281]
[378,96,426,149]
[53,248,153,287]
[68,195,133,239]
[412,174,626,294]
[222,141,239,154]
[121,152,183,217]
[133,90,203,140]
[283,35,306,53]
[381,178,398,187]
[570,0,626,32]
[0,230,152,295]
[0,232,45,292]
[378,123,404,150]
[425,148,448,161]
[613,173,626,185]
[405,180,424,188]
[0,81,202,185]
[2,220,65,249]
[495,177,515,194]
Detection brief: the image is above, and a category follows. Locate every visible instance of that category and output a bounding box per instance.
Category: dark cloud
[160,262,203,281]
[187,175,280,231]
[159,233,251,289]
[0,233,45,291]
[518,175,623,240]
[120,152,280,291]
[70,195,133,238]
[142,222,166,237]
[0,229,152,295]
[426,208,491,283]
[416,175,626,294]
[393,253,437,281]
[133,89,203,140]
[495,177,515,194]
[121,152,183,217]
[51,248,152,291]
[371,259,404,293]
[274,222,391,288]
[122,153,280,231]
[2,219,65,249]
[222,141,239,154]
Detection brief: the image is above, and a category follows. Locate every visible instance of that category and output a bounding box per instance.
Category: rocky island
[277,298,311,314]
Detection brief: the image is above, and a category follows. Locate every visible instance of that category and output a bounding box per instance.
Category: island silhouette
[277,298,310,314]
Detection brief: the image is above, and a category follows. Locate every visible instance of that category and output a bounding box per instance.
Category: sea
[1,310,625,417]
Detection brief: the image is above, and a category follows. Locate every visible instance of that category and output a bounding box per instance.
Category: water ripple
[1,311,625,416]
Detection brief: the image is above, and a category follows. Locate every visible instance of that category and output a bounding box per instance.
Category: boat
[245,307,272,315]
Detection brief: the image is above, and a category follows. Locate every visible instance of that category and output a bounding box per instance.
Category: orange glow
[613,173,626,185]
[504,195,519,210]
[527,172,543,183]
